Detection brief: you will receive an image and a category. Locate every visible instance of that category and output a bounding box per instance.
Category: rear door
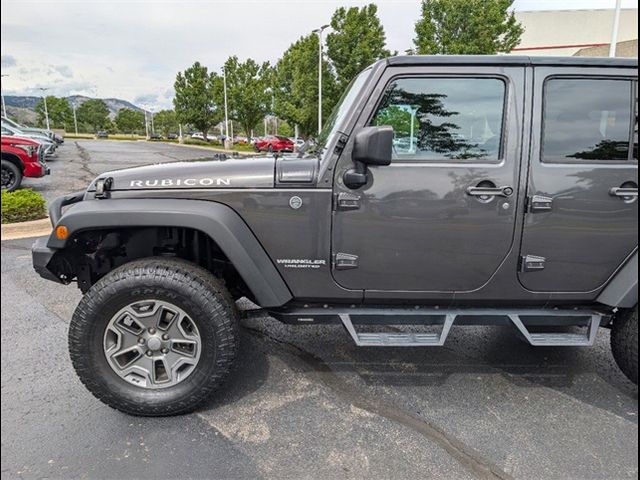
[519,67,638,292]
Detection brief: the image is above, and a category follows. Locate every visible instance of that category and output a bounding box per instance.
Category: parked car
[149,133,163,140]
[1,123,57,157]
[32,55,638,416]
[166,133,178,140]
[1,116,62,144]
[95,131,109,139]
[1,135,50,191]
[254,135,294,153]
[291,137,306,150]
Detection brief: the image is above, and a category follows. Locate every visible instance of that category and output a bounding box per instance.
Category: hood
[88,156,276,192]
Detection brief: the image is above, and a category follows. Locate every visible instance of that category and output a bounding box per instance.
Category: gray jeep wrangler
[33,56,638,416]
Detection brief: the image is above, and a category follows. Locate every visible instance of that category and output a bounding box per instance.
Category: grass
[1,189,47,224]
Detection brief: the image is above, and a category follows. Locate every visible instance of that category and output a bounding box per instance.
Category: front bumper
[32,236,62,283]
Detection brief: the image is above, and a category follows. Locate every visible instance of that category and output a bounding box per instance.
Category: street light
[313,24,330,135]
[38,87,50,130]
[609,0,623,57]
[1,74,8,118]
[223,66,230,148]
[72,103,78,135]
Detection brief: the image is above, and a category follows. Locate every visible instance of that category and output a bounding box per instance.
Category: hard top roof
[385,55,638,68]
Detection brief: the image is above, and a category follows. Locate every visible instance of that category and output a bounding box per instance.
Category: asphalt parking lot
[1,140,638,480]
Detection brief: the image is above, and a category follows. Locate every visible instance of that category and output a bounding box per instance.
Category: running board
[339,312,601,348]
[340,314,455,347]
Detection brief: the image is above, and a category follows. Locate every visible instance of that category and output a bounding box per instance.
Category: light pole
[1,74,8,118]
[39,87,50,129]
[144,110,149,139]
[72,104,78,135]
[150,108,155,134]
[609,0,622,57]
[223,66,230,148]
[313,24,330,135]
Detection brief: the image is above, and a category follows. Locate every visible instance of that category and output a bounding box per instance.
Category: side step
[339,311,601,348]
[340,314,455,347]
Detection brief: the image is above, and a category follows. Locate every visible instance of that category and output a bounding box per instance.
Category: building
[512,8,638,57]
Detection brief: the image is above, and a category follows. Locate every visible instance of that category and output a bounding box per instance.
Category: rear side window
[370,77,506,162]
[542,78,635,162]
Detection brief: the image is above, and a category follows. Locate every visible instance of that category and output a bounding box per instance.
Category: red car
[1,135,49,191]
[254,135,294,153]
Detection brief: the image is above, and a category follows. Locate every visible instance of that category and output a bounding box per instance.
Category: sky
[1,0,638,109]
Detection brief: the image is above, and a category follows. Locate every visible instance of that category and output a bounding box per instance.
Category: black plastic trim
[43,198,293,308]
[597,252,638,308]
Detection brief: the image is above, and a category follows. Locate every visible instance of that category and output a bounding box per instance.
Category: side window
[542,78,634,162]
[370,77,506,162]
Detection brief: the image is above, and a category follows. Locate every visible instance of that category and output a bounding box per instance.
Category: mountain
[4,95,145,123]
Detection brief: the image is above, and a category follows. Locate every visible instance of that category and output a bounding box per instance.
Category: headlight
[13,144,36,157]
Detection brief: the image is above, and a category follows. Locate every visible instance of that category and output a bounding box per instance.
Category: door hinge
[520,255,546,273]
[333,134,349,156]
[527,195,553,213]
[333,192,361,211]
[334,252,359,270]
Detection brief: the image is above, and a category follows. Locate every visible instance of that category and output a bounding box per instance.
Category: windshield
[312,67,372,156]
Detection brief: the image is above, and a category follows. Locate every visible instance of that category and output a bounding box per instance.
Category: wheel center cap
[147,336,162,351]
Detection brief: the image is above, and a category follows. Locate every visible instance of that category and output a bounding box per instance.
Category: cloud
[52,65,73,78]
[1,55,17,68]
[134,93,159,106]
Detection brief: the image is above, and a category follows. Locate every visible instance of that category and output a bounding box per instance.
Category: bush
[1,189,47,224]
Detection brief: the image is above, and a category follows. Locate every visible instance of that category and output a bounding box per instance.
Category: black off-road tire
[69,257,239,416]
[1,160,22,192]
[611,306,638,385]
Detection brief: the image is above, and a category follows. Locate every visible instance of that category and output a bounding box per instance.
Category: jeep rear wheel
[69,257,239,416]
[1,160,22,192]
[611,306,638,385]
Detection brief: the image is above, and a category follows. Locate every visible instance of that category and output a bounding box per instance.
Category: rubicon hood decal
[89,156,276,191]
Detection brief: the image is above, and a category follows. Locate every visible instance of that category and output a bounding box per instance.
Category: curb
[1,217,52,241]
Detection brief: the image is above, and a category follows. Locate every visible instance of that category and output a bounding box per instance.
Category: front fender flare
[47,198,293,308]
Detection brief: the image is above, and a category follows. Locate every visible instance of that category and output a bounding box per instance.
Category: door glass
[371,78,506,161]
[542,78,633,162]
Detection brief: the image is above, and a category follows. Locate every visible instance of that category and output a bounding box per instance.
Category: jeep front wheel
[69,257,239,416]
[611,306,638,385]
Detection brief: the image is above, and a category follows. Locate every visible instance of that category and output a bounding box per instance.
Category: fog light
[55,225,69,240]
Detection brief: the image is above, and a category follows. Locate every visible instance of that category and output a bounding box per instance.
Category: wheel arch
[597,251,638,309]
[47,198,293,308]
[1,152,25,173]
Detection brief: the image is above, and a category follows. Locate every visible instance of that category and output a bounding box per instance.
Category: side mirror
[353,126,393,166]
[344,126,393,189]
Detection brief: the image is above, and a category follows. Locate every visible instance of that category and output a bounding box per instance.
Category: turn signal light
[55,225,69,240]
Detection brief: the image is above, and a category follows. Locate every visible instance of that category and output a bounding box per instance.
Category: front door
[519,68,638,292]
[331,66,525,293]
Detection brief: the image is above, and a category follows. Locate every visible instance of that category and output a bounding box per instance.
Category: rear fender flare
[597,252,638,309]
[47,198,293,308]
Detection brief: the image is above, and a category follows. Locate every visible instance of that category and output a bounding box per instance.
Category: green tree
[273,34,337,137]
[414,0,524,55]
[173,62,223,141]
[76,99,110,132]
[114,108,145,134]
[224,56,272,138]
[326,4,391,92]
[153,109,179,137]
[35,96,73,130]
